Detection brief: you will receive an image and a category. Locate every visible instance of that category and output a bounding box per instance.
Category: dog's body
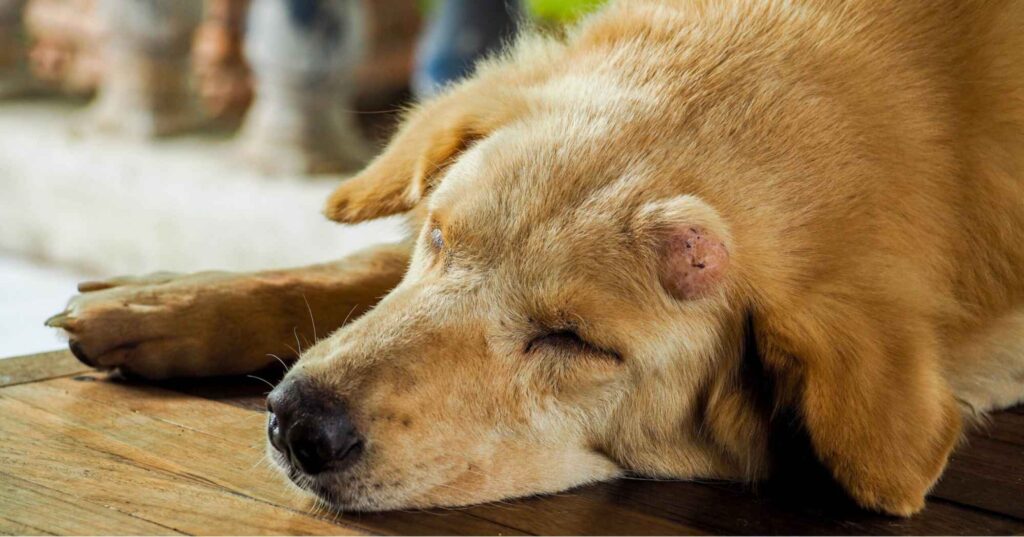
[50,0,1024,517]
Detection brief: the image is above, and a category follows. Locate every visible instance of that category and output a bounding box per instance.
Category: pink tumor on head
[660,226,730,300]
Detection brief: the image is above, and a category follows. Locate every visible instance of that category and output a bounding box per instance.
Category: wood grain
[0,394,366,536]
[0,351,91,387]
[0,473,183,535]
[1,351,1022,536]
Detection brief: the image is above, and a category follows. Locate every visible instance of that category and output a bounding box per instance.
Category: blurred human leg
[0,0,35,97]
[236,0,370,174]
[82,0,204,138]
[412,0,522,100]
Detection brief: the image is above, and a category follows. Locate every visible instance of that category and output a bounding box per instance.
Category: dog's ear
[324,84,525,223]
[639,195,734,300]
[752,282,961,516]
[645,195,961,515]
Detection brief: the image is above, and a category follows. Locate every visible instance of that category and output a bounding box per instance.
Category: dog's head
[268,42,959,516]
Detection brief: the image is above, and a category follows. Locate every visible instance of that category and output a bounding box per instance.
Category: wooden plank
[422,492,703,536]
[0,377,522,537]
[970,409,1024,447]
[931,435,1024,518]
[0,393,369,536]
[0,515,56,536]
[0,350,90,387]
[570,478,1024,535]
[0,473,184,535]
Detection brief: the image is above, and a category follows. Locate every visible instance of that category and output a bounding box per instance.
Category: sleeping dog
[48,0,1024,516]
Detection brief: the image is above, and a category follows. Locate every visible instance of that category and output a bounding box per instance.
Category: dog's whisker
[302,293,318,343]
[267,353,291,371]
[246,374,275,390]
[340,304,359,328]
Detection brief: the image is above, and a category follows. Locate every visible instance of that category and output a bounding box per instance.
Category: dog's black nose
[266,376,363,475]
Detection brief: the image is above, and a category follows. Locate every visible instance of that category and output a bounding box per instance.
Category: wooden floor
[1,351,1022,536]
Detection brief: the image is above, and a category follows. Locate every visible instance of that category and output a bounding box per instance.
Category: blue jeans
[413,0,523,100]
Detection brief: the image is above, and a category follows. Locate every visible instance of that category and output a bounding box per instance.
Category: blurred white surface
[0,100,405,276]
[0,253,85,357]
[0,100,408,357]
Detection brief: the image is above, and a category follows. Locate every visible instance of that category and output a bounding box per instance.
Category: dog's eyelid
[525,328,621,361]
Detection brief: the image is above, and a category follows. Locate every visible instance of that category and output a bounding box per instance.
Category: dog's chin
[266,444,442,512]
[266,443,623,512]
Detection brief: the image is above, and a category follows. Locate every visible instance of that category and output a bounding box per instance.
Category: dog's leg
[45,243,410,379]
[80,0,203,138]
[948,310,1024,416]
[235,0,370,175]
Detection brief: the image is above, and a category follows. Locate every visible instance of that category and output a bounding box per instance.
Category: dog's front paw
[45,271,281,379]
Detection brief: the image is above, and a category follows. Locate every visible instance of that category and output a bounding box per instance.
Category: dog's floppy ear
[753,286,961,515]
[645,195,961,515]
[324,83,525,223]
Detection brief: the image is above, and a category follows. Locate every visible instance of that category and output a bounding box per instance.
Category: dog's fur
[51,0,1024,517]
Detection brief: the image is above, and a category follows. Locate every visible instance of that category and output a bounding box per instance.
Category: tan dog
[48,0,1024,517]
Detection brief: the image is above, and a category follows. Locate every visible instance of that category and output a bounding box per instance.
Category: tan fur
[50,244,408,377]
[55,0,1024,517]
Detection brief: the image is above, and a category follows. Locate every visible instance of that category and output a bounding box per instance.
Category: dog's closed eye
[525,329,621,361]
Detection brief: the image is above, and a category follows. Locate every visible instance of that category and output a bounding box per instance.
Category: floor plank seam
[0,514,56,536]
[83,442,374,534]
[116,510,191,536]
[0,471,188,536]
[463,512,534,536]
[958,417,1024,445]
[928,497,1024,523]
[23,375,264,450]
[0,369,92,389]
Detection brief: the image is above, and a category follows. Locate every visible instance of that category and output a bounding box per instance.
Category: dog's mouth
[268,443,359,509]
[266,440,433,512]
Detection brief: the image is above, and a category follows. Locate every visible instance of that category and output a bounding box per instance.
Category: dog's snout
[266,377,363,475]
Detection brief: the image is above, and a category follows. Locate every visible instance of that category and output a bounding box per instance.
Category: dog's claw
[45,312,72,329]
[78,280,113,292]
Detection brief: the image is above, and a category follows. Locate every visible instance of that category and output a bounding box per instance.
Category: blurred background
[0,0,605,357]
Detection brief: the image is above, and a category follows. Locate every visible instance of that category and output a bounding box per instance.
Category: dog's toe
[68,340,97,368]
[77,280,117,293]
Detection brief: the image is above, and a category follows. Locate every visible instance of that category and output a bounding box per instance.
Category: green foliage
[527,0,607,22]
[417,0,608,23]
